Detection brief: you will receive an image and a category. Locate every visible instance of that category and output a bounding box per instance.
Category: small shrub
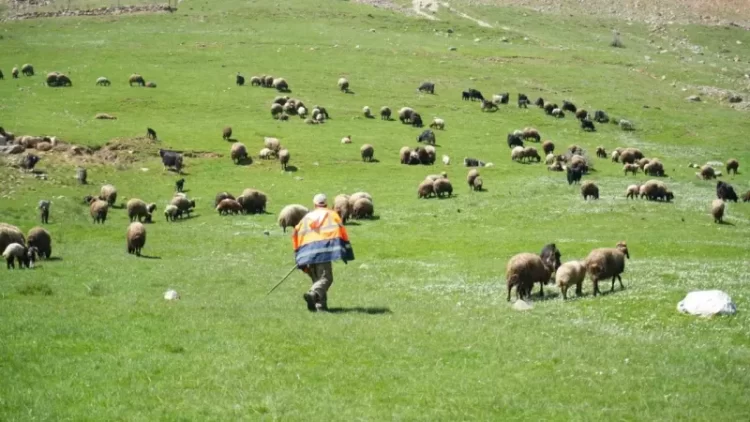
[163,344,185,354]
[17,282,53,296]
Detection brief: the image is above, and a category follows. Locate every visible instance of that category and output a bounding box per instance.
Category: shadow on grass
[718,221,735,226]
[327,306,391,315]
[138,254,162,260]
[236,157,254,166]
[344,90,355,95]
[364,159,380,163]
[351,215,380,221]
[283,165,298,172]
[344,221,360,226]
[45,257,63,262]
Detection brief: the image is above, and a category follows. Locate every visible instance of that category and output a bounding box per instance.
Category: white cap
[313,193,327,206]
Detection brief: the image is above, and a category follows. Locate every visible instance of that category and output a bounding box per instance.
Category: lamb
[222,126,232,141]
[442,155,450,165]
[273,78,289,92]
[430,118,445,130]
[433,178,453,198]
[584,241,630,296]
[127,199,156,223]
[298,106,308,118]
[334,195,352,223]
[362,106,373,118]
[542,141,554,155]
[230,143,248,164]
[351,198,374,219]
[341,135,352,144]
[711,199,725,223]
[236,73,245,86]
[27,227,51,259]
[716,181,738,202]
[380,106,391,120]
[623,163,639,175]
[555,260,586,300]
[259,148,275,159]
[505,253,555,301]
[545,153,557,165]
[726,159,739,175]
[99,184,117,206]
[164,205,182,221]
[278,205,309,232]
[126,222,147,257]
[278,148,290,170]
[129,74,146,86]
[581,181,599,200]
[618,119,635,131]
[214,192,235,207]
[264,75,274,87]
[625,184,640,199]
[417,130,436,145]
[11,67,19,78]
[3,243,35,269]
[699,165,716,180]
[517,93,528,108]
[147,127,157,140]
[580,119,596,131]
[95,113,117,120]
[38,200,50,224]
[575,109,589,120]
[360,144,374,162]
[170,195,196,217]
[522,128,540,142]
[551,108,565,118]
[216,198,243,215]
[264,137,281,152]
[0,223,26,254]
[89,199,109,224]
[611,150,621,163]
[237,189,267,214]
[418,82,435,94]
[96,77,110,86]
[338,77,350,92]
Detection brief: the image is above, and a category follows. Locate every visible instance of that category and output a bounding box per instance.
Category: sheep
[522,128,540,142]
[216,198,243,216]
[575,109,589,120]
[145,81,156,88]
[411,113,423,128]
[619,148,643,164]
[562,100,577,113]
[643,160,665,177]
[0,223,26,254]
[540,140,555,156]
[551,108,565,118]
[297,106,308,118]
[545,153,557,165]
[640,180,673,201]
[259,148,275,159]
[534,97,544,107]
[271,103,284,118]
[580,119,596,131]
[726,159,739,175]
[362,106,373,118]
[11,67,19,78]
[584,241,630,296]
[522,147,541,163]
[19,154,40,172]
[461,91,470,101]
[433,178,453,198]
[273,78,289,92]
[222,126,232,141]
[46,72,59,86]
[430,118,445,130]
[417,130,436,145]
[581,181,599,200]
[21,64,34,76]
[399,147,412,164]
[360,144,374,162]
[214,192,235,207]
[699,165,716,180]
[338,77,350,92]
[611,150,621,163]
[426,172,448,182]
[464,157,485,167]
[625,184,640,199]
[170,195,196,217]
[351,198,374,219]
[412,147,430,165]
[99,184,117,206]
[334,194,352,223]
[264,75,274,87]
[466,169,479,188]
[507,133,524,149]
[711,199,725,223]
[3,243,34,269]
[442,155,450,165]
[467,89,484,101]
[593,110,609,123]
[623,163,639,175]
[548,162,563,172]
[278,148,290,170]
[126,222,147,257]
[89,199,109,224]
[743,191,750,202]
[235,73,245,86]
[230,143,248,164]
[27,227,51,259]
[278,204,309,232]
[471,176,483,191]
[481,100,498,112]
[716,181,739,202]
[76,167,87,185]
[96,77,110,86]
[147,127,157,140]
[264,137,281,152]
[570,155,587,172]
[247,76,260,86]
[350,192,374,208]
[555,260,586,300]
[418,82,435,94]
[341,136,352,144]
[505,253,555,301]
[95,113,117,120]
[618,119,635,131]
[129,74,146,86]
[567,166,583,185]
[164,205,182,221]
[380,106,391,120]
[517,93,528,108]
[398,107,415,124]
[37,200,50,224]
[238,189,267,214]
[127,199,156,223]
[0,69,4,79]
[418,179,435,198]
[313,105,330,120]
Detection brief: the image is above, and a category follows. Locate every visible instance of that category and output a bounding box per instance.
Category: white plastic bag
[677,290,737,317]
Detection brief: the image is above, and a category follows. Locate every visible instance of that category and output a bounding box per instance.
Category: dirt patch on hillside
[2,3,175,21]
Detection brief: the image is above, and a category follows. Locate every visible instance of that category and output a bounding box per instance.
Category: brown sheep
[0,223,26,254]
[623,163,639,175]
[726,159,739,175]
[595,146,606,158]
[467,169,479,189]
[506,253,555,301]
[399,146,412,164]
[223,126,232,141]
[126,222,147,256]
[126,198,156,223]
[360,144,374,162]
[278,204,309,232]
[637,157,650,170]
[99,184,117,206]
[584,241,630,296]
[334,195,352,223]
[351,198,374,219]
[743,191,750,202]
[27,227,51,259]
[555,260,586,300]
[238,189,267,214]
[471,176,483,191]
[90,199,109,224]
[214,192,235,207]
[640,180,673,201]
[542,140,555,155]
[522,127,540,142]
[264,137,281,152]
[418,179,435,198]
[230,143,248,164]
[216,198,243,215]
[170,195,196,217]
[348,192,373,208]
[625,184,640,199]
[711,199,725,223]
[581,181,599,200]
[699,165,716,180]
[433,178,453,198]
[522,147,541,163]
[643,160,665,177]
[129,74,145,86]
[278,148,290,170]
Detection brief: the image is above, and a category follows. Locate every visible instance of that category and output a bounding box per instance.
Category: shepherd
[291,193,355,312]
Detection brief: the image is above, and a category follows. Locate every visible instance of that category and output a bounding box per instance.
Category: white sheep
[363,106,372,118]
[555,260,586,300]
[430,118,445,130]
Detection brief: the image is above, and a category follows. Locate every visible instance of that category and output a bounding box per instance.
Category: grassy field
[1,0,750,420]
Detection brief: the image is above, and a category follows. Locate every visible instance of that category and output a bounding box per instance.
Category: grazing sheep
[3,243,34,269]
[699,165,716,180]
[362,106,373,118]
[145,128,157,141]
[127,199,156,223]
[711,199,725,223]
[575,109,589,120]
[481,100,498,112]
[0,223,26,255]
[278,148,290,170]
[517,93,529,108]
[89,199,109,224]
[467,89,484,101]
[126,222,147,257]
[427,172,448,182]
[467,169,479,188]
[145,81,156,88]
[618,148,643,165]
[338,77,350,92]
[418,82,435,94]
[551,108,565,118]
[259,148,275,160]
[46,72,59,86]
[223,126,232,141]
[411,113,424,128]
[716,181,739,202]
[164,205,182,221]
[562,100,577,113]
[236,73,245,86]
[593,110,609,123]
[581,119,596,131]
[543,103,556,115]
[230,143,248,164]
[433,178,453,198]
[417,130,436,145]
[522,147,541,163]
[471,176,483,191]
[95,113,117,120]
[461,91,470,101]
[214,192,235,207]
[278,205,309,232]
[129,74,146,86]
[21,64,34,76]
[351,198,374,219]
[534,97,545,107]
[623,163,639,175]
[334,194,352,223]
[96,77,110,86]
[418,179,435,199]
[11,67,19,79]
[238,189,267,214]
[507,133,524,149]
[19,154,40,172]
[548,162,563,172]
[341,135,352,144]
[625,184,640,199]
[595,146,606,158]
[399,147,412,164]
[273,78,289,92]
[398,107,415,124]
[542,140,555,156]
[414,147,432,165]
[430,118,445,130]
[545,153,557,165]
[726,159,739,175]
[264,137,281,152]
[581,181,599,200]
[505,253,555,301]
[640,180,673,201]
[556,260,587,300]
[742,191,750,202]
[271,103,284,118]
[611,150,621,163]
[380,106,391,120]
[99,184,117,206]
[27,227,51,259]
[584,241,630,296]
[464,157,485,167]
[618,119,635,131]
[249,76,261,86]
[170,195,196,217]
[643,160,665,177]
[522,128,540,142]
[567,166,583,185]
[264,76,274,87]
[511,146,525,162]
[297,106,308,118]
[216,198,243,215]
[360,144,374,162]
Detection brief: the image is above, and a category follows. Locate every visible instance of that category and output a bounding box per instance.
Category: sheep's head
[26,246,39,268]
[83,195,95,204]
[616,242,630,259]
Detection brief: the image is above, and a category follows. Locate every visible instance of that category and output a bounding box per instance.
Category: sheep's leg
[561,286,568,300]
[611,276,616,292]
[507,285,512,302]
[538,282,544,297]
[575,282,583,297]
[593,279,600,296]
[618,275,625,290]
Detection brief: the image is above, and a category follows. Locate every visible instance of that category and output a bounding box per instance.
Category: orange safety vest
[292,207,354,267]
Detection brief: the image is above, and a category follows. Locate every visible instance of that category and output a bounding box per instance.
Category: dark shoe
[316,302,329,312]
[303,292,317,312]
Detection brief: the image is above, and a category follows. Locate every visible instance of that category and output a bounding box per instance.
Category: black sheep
[562,100,577,113]
[236,73,245,86]
[0,69,4,80]
[417,130,435,145]
[418,82,435,94]
[534,97,545,108]
[581,119,596,132]
[146,128,157,140]
[716,181,738,202]
[544,103,557,115]
[567,166,583,185]
[159,149,183,173]
[21,154,40,171]
[507,133,524,149]
[411,113,423,128]
[469,89,484,101]
[175,178,185,193]
[461,91,470,101]
[540,243,562,270]
[593,110,610,123]
[498,92,510,104]
[464,157,480,167]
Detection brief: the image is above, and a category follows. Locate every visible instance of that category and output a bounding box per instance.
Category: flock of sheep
[2,65,747,305]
